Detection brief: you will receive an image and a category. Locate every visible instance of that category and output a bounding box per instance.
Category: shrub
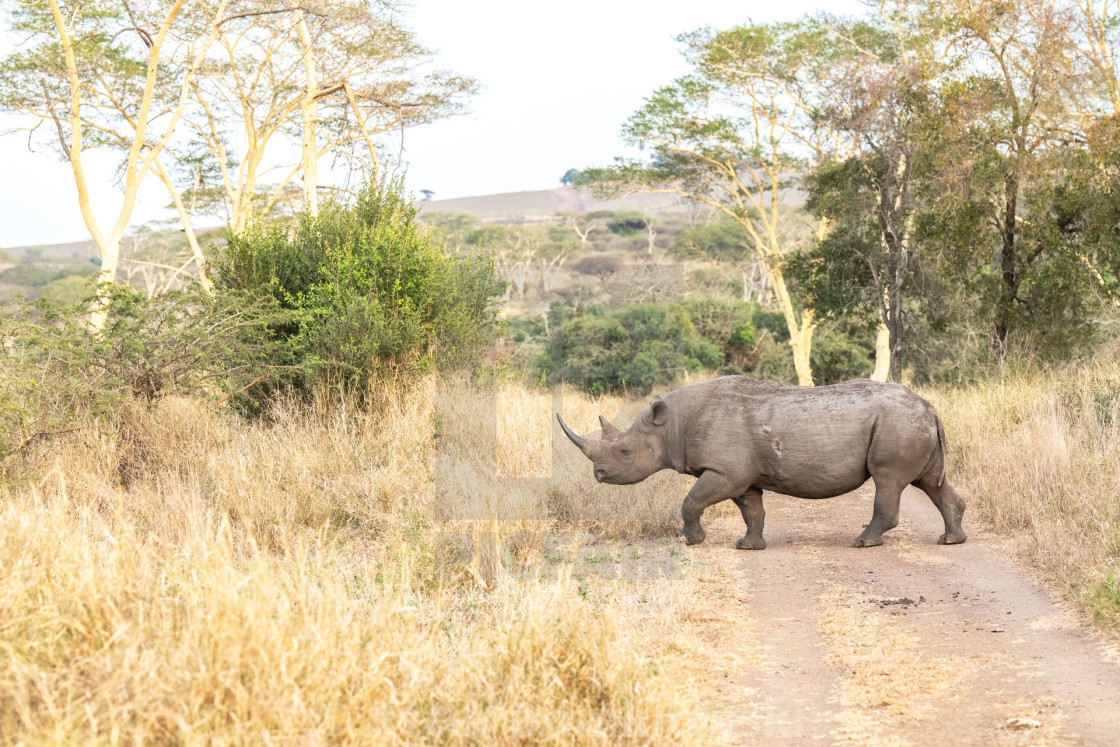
[219,177,504,396]
[41,275,94,304]
[0,284,289,473]
[536,300,739,394]
[0,265,49,286]
[680,297,757,369]
[572,255,621,283]
[671,220,751,261]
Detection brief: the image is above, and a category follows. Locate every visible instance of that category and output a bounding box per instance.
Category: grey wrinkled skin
[556,376,967,550]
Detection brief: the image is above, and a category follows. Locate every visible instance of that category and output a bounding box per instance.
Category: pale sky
[0,0,864,248]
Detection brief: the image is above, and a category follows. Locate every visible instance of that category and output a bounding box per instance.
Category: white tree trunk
[870,323,891,382]
[296,11,319,216]
[155,160,212,294]
[88,238,121,331]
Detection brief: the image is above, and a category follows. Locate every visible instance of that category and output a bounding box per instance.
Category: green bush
[0,265,49,286]
[1,284,289,473]
[747,317,876,385]
[537,298,752,395]
[809,322,875,384]
[679,297,757,369]
[41,275,94,305]
[218,177,505,395]
[671,221,751,261]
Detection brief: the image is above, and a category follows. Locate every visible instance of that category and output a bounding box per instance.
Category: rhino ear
[649,398,668,426]
[598,415,619,437]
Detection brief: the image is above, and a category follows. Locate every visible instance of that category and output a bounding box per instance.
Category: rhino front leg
[732,488,766,550]
[679,471,736,546]
[853,476,906,548]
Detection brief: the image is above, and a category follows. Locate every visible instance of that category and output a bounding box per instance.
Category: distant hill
[4,185,796,257]
[417,187,694,222]
[6,238,104,263]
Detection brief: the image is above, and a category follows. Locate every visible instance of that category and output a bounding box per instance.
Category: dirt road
[682,484,1120,746]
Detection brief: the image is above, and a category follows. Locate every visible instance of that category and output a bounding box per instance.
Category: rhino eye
[619,448,631,458]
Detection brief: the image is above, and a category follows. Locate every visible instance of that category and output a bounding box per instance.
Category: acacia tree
[1076,0,1120,113]
[931,0,1090,352]
[559,211,601,246]
[181,0,475,232]
[582,20,863,385]
[799,6,941,383]
[0,0,229,323]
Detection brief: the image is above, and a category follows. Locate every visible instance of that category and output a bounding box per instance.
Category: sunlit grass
[923,352,1120,634]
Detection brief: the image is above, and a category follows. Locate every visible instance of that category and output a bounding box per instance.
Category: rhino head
[556,398,670,485]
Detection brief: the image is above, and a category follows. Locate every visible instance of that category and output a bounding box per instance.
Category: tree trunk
[769,264,814,385]
[155,161,212,294]
[870,323,891,382]
[995,174,1019,352]
[887,308,903,384]
[296,11,319,216]
[89,237,122,331]
[791,320,815,387]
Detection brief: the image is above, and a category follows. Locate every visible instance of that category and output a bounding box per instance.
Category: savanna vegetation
[1,0,1120,742]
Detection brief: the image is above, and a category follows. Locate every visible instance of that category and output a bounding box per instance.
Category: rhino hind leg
[732,488,766,550]
[916,475,967,545]
[852,476,906,548]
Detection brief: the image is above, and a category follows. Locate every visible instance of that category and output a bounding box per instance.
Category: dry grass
[5,354,1120,743]
[923,353,1120,633]
[0,380,706,744]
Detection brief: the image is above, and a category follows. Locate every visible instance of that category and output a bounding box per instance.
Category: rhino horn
[556,413,598,459]
[598,415,619,437]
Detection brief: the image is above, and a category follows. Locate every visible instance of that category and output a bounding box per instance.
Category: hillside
[417,187,696,222]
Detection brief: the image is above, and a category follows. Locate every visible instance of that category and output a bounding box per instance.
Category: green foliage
[0,262,98,290]
[1083,573,1120,632]
[678,296,756,369]
[0,283,290,471]
[672,221,751,261]
[0,265,50,287]
[744,317,875,385]
[41,276,95,305]
[809,321,875,385]
[751,309,789,343]
[606,214,646,236]
[219,177,504,396]
[536,297,755,395]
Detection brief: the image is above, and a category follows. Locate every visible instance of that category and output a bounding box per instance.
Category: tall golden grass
[924,352,1120,631]
[0,381,705,744]
[3,358,1119,742]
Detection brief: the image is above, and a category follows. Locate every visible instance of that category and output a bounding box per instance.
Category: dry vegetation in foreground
[0,381,708,744]
[925,350,1120,633]
[3,356,1119,742]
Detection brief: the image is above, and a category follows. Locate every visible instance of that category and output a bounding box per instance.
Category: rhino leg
[853,476,906,548]
[679,471,736,546]
[732,488,766,550]
[916,476,967,545]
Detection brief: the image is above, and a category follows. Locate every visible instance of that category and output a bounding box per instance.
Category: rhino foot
[735,536,766,551]
[679,527,706,546]
[851,535,883,548]
[938,531,967,545]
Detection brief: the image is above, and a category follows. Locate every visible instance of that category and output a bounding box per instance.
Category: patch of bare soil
[679,485,1120,746]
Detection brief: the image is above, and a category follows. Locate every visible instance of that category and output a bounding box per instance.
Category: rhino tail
[935,413,946,488]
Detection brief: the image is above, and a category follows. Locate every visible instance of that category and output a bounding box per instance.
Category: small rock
[1006,717,1042,730]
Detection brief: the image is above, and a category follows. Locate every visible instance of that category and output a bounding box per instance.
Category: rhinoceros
[556,376,966,549]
